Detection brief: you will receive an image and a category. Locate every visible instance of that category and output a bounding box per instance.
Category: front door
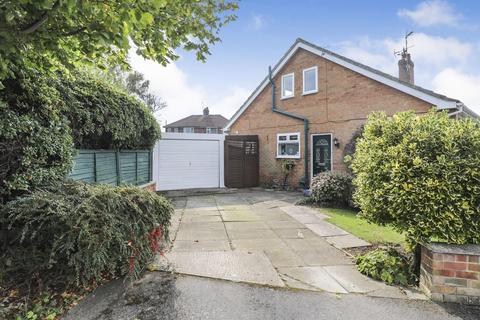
[312,134,332,177]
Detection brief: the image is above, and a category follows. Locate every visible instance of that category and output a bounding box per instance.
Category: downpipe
[268,66,309,188]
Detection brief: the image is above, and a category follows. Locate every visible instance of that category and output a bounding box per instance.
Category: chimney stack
[398,51,414,85]
[203,107,209,115]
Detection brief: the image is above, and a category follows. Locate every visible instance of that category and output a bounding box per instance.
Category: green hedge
[310,171,354,207]
[57,72,161,150]
[352,110,480,246]
[0,73,74,202]
[1,181,173,289]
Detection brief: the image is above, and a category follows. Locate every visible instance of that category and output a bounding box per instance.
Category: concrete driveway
[161,189,422,299]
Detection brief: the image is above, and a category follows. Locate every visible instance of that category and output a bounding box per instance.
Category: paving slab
[278,267,348,293]
[266,220,305,229]
[284,239,354,266]
[226,228,279,240]
[305,222,350,237]
[181,215,222,223]
[183,209,220,216]
[221,211,261,222]
[255,211,296,221]
[175,228,228,241]
[231,238,288,252]
[178,222,225,231]
[264,248,305,267]
[323,265,386,293]
[273,228,318,239]
[280,205,329,219]
[224,221,270,230]
[167,251,284,287]
[325,234,371,249]
[172,240,231,252]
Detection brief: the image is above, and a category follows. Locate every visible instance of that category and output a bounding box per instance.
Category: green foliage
[1,181,173,290]
[352,110,480,246]
[0,0,238,81]
[57,71,161,149]
[0,72,74,202]
[356,248,414,286]
[310,171,354,207]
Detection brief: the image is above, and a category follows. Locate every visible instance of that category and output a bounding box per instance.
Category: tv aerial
[394,31,414,57]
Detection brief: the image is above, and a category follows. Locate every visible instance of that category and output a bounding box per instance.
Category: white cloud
[433,68,480,112]
[129,51,249,128]
[250,14,266,30]
[398,0,462,27]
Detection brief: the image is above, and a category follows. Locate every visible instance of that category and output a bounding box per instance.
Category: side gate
[224,135,259,188]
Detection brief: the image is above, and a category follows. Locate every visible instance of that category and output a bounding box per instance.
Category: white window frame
[206,127,218,134]
[183,127,194,133]
[281,73,295,99]
[276,132,301,159]
[303,66,318,95]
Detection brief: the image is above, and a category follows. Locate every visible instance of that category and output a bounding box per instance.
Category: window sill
[280,95,294,100]
[276,156,301,159]
[302,90,318,96]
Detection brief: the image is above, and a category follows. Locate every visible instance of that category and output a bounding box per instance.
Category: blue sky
[130,0,480,126]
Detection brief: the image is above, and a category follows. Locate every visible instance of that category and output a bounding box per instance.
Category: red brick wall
[420,243,480,305]
[229,48,432,187]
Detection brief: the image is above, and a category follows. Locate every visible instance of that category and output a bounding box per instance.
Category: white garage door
[153,133,225,191]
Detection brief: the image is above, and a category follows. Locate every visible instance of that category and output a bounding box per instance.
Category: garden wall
[420,242,480,305]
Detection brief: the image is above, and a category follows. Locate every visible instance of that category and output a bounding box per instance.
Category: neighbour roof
[225,38,473,130]
[165,114,228,128]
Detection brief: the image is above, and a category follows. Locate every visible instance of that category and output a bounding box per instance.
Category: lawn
[320,207,405,246]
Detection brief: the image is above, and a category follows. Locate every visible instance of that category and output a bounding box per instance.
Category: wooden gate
[224,135,259,188]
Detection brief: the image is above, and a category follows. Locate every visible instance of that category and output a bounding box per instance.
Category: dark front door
[312,134,332,177]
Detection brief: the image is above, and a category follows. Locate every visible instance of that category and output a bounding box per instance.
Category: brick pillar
[420,243,480,305]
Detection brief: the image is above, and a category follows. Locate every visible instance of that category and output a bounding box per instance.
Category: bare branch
[20,0,60,35]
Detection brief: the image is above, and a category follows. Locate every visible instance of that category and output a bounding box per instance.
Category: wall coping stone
[423,242,480,256]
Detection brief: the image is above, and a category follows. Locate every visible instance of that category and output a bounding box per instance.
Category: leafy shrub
[57,71,161,150]
[352,110,480,246]
[356,248,414,286]
[310,171,353,206]
[1,181,173,291]
[0,73,74,202]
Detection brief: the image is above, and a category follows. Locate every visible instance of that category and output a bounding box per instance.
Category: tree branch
[20,0,60,35]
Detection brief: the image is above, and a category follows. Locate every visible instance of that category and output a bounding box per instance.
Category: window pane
[279,143,299,156]
[289,135,298,140]
[304,69,317,92]
[278,135,287,141]
[282,75,293,97]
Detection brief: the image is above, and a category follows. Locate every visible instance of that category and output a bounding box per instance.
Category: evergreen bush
[352,110,480,246]
[1,181,173,290]
[310,171,353,207]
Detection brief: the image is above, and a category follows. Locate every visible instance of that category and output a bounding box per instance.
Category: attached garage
[152,133,225,191]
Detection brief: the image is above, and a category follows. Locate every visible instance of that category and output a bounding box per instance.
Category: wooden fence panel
[69,149,151,186]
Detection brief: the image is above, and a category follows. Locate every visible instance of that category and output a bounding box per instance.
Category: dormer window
[303,66,318,95]
[281,73,294,99]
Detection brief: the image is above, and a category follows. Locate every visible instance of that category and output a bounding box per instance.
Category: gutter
[268,66,310,187]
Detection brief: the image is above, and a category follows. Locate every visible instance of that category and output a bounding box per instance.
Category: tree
[125,71,167,113]
[0,0,238,81]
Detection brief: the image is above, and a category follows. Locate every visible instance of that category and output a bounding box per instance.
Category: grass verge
[320,207,405,246]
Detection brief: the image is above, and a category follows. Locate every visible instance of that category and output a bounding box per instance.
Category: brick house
[165,107,228,133]
[224,38,476,187]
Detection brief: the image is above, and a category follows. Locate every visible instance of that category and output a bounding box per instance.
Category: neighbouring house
[224,38,477,187]
[165,107,228,133]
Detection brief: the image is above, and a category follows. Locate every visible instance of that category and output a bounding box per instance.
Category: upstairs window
[281,73,294,99]
[206,127,218,134]
[183,127,194,133]
[277,133,300,158]
[303,66,318,95]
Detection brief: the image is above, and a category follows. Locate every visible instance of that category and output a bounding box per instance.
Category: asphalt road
[64,272,480,320]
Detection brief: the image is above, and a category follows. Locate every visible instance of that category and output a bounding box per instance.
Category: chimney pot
[203,107,209,115]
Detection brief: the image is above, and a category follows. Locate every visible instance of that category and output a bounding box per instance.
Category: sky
[129,0,480,128]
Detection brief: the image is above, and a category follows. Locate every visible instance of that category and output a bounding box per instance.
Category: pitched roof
[165,114,228,128]
[225,38,472,130]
